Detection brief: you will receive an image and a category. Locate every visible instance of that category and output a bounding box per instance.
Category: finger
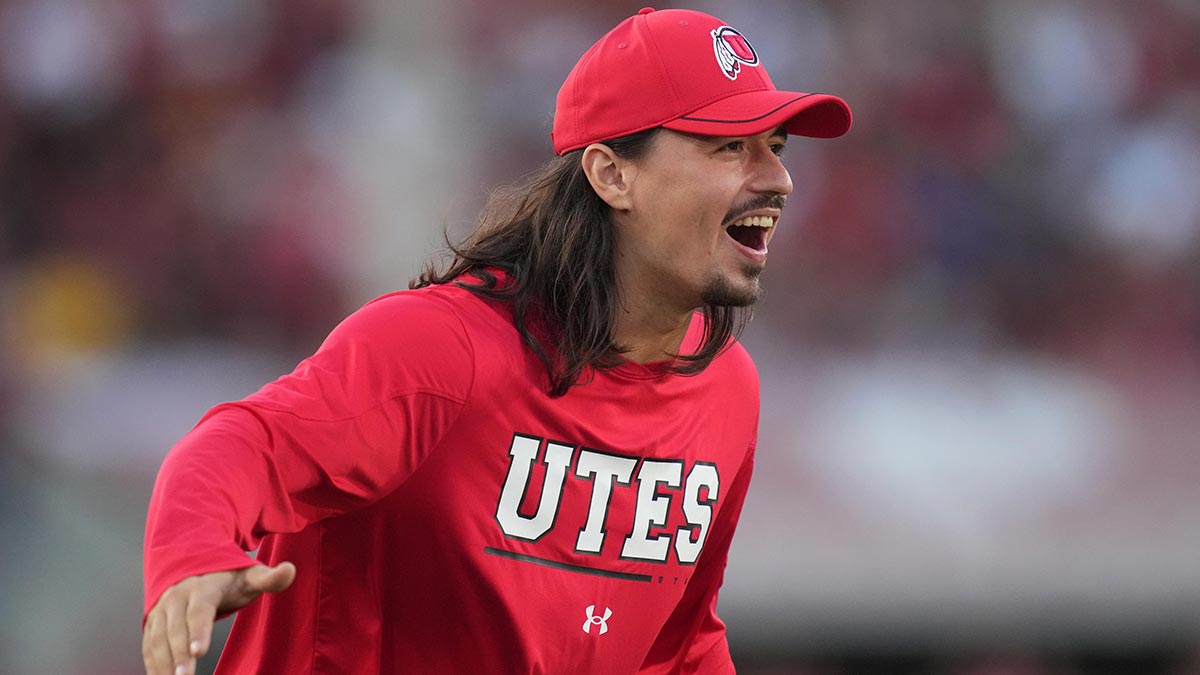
[165,599,195,674]
[143,610,172,675]
[184,595,218,661]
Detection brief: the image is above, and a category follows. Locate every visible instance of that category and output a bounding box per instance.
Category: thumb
[243,561,297,595]
[216,562,298,614]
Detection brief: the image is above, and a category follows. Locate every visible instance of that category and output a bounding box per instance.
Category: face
[612,126,793,312]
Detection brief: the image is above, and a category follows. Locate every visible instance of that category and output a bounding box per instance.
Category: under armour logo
[582,605,612,635]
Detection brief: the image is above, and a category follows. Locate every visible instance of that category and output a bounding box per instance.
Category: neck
[611,278,696,364]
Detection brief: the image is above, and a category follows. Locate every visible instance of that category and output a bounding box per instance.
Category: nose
[749,143,793,197]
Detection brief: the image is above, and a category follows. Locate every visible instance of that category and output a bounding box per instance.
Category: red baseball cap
[552,7,852,155]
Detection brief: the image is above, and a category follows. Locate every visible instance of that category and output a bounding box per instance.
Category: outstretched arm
[140,292,475,674]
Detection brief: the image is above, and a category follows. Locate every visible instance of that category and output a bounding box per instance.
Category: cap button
[638,7,655,15]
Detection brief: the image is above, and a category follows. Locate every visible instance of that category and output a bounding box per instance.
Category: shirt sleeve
[637,447,756,674]
[143,291,475,619]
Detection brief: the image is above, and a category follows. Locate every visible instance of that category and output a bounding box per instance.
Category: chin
[701,267,763,307]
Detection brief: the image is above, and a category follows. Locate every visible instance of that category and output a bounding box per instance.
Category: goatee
[701,265,763,307]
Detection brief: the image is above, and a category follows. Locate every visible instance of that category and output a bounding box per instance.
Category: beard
[700,263,764,307]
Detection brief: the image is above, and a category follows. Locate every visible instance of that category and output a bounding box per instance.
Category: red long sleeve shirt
[144,279,759,674]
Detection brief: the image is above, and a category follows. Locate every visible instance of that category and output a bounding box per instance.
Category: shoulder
[718,338,758,378]
[712,339,760,399]
[237,286,488,416]
[305,285,488,396]
[334,279,518,344]
[326,286,474,353]
[675,317,760,450]
[328,280,525,373]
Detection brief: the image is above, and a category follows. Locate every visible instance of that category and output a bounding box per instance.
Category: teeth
[729,215,775,228]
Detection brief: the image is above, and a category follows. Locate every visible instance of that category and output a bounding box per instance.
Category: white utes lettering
[494,434,720,565]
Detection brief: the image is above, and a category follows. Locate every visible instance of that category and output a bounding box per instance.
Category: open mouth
[724,215,775,252]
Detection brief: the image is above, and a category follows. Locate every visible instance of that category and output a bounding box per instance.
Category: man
[141,7,850,674]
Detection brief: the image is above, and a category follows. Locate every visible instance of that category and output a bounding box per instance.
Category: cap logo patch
[711,26,759,80]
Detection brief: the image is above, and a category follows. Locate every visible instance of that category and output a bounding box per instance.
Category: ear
[580,143,635,211]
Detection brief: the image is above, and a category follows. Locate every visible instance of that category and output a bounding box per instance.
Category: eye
[720,140,745,152]
[770,142,786,157]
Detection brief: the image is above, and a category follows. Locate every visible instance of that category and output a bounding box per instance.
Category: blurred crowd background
[1,0,1198,673]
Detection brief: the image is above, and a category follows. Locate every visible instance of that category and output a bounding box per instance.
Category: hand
[141,562,296,675]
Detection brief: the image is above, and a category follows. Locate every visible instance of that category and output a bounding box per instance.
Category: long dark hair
[412,128,747,397]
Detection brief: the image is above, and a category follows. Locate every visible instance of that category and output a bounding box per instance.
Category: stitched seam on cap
[641,13,682,114]
[677,93,818,124]
[571,45,594,147]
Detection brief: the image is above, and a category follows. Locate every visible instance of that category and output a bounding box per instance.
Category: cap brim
[662,91,852,139]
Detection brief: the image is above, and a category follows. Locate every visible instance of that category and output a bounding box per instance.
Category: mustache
[722,194,787,226]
